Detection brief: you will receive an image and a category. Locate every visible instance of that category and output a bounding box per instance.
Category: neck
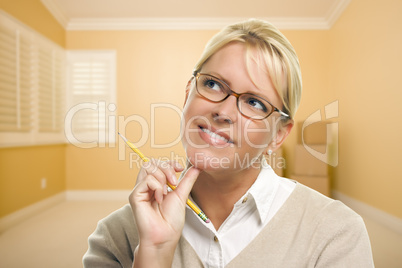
[190,164,261,230]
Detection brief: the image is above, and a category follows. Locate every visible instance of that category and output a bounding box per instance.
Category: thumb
[174,167,200,203]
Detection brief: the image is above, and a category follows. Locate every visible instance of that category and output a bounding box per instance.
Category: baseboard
[7,190,399,236]
[332,190,402,235]
[0,192,66,233]
[66,190,131,201]
[0,190,130,233]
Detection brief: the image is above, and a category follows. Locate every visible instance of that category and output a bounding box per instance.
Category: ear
[267,118,294,153]
[184,77,194,107]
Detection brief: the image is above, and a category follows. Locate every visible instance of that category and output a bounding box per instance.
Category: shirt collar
[235,158,280,223]
[186,158,281,225]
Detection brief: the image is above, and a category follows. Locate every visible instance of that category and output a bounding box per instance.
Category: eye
[245,97,268,112]
[202,77,224,92]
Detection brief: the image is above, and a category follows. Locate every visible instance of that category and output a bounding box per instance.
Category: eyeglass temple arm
[275,108,290,118]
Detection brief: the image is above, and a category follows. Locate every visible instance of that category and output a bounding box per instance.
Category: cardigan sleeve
[314,207,374,267]
[83,205,138,268]
[83,221,123,267]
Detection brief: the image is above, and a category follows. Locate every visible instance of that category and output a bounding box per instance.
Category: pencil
[118,132,210,223]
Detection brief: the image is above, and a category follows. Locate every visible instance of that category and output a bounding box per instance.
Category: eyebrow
[204,72,272,101]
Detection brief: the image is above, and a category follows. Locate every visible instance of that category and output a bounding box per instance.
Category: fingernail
[176,162,183,169]
[163,185,168,195]
[171,175,178,185]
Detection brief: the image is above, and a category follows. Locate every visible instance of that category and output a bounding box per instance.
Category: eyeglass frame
[193,72,290,120]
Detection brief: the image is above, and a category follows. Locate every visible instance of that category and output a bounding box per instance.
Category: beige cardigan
[83,183,374,267]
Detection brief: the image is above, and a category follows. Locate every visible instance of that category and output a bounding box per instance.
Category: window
[0,11,65,147]
[0,17,32,133]
[65,51,116,148]
[37,43,65,133]
[0,11,117,148]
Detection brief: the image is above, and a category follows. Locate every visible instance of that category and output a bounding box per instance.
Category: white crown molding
[40,0,352,31]
[40,0,68,29]
[65,17,332,31]
[269,17,330,30]
[325,0,352,28]
[332,190,402,235]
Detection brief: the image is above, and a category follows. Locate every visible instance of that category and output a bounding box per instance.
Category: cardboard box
[297,121,328,144]
[290,174,330,197]
[294,144,328,176]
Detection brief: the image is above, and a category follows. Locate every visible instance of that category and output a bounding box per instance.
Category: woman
[83,19,374,267]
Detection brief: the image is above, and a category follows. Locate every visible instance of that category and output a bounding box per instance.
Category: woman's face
[182,42,288,173]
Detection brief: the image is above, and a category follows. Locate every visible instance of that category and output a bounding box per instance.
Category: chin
[185,148,235,172]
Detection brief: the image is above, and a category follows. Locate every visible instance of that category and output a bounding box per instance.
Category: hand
[129,159,200,267]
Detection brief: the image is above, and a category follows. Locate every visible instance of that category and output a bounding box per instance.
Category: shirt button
[214,236,219,242]
[242,197,248,203]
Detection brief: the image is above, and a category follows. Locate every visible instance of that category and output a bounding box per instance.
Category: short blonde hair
[193,19,302,119]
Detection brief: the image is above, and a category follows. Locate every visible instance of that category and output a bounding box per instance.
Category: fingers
[140,159,184,187]
[133,159,184,206]
[174,167,200,203]
[132,159,199,208]
[130,175,165,205]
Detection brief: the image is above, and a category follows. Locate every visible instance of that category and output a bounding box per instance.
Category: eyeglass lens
[196,74,274,119]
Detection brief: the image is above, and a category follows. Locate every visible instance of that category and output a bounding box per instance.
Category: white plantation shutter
[18,32,34,132]
[66,51,116,144]
[0,15,33,133]
[0,11,65,146]
[37,45,65,133]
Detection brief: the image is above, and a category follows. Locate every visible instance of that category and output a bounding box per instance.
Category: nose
[211,95,239,124]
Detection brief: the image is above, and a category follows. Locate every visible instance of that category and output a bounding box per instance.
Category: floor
[0,201,127,268]
[0,200,401,268]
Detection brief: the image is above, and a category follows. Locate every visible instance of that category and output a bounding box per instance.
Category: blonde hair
[193,19,302,119]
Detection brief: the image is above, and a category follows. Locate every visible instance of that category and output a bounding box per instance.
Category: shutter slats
[0,79,16,92]
[0,88,16,101]
[0,39,15,55]
[0,12,64,140]
[0,17,29,133]
[0,123,30,132]
[67,52,115,138]
[37,47,65,133]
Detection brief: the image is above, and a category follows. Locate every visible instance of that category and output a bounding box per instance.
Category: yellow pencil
[118,132,210,223]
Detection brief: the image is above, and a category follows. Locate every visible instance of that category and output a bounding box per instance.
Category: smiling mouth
[199,126,234,144]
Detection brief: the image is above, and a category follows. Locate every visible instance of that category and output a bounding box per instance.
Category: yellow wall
[0,0,66,218]
[2,0,401,220]
[65,30,216,189]
[65,29,332,191]
[0,145,66,217]
[326,0,402,218]
[66,2,402,219]
[282,0,402,218]
[0,0,65,47]
[279,30,332,176]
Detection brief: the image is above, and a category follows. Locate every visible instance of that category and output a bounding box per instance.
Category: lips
[198,125,234,146]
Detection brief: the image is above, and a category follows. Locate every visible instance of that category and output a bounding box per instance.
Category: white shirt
[182,161,296,268]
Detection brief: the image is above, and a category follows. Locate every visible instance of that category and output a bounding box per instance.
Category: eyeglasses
[194,73,290,120]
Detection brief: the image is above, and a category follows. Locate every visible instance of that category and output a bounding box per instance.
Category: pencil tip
[118,132,128,143]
